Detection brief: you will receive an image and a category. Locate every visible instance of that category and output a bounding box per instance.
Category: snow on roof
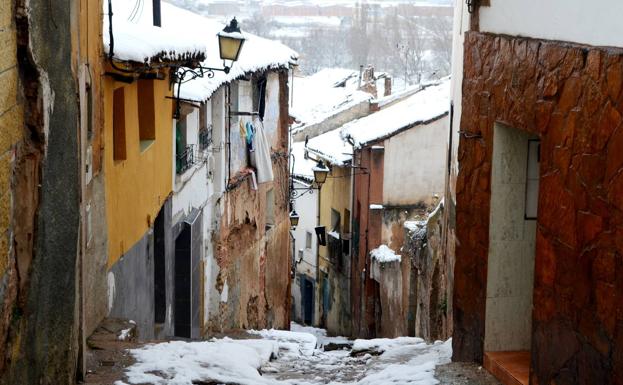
[154,3,297,101]
[370,245,402,263]
[291,68,374,131]
[305,127,353,166]
[291,141,317,181]
[103,0,206,64]
[341,78,450,148]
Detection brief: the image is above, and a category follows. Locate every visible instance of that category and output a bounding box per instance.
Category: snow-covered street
[114,323,452,385]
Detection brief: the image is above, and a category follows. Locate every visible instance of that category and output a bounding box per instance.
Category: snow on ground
[116,323,451,385]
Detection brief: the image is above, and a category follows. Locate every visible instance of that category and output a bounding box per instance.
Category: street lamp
[217,18,245,74]
[312,160,329,188]
[173,18,246,119]
[289,210,300,228]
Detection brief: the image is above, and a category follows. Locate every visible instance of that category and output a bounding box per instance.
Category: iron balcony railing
[199,125,213,151]
[176,144,195,174]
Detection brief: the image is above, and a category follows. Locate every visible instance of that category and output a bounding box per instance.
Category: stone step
[484,351,530,385]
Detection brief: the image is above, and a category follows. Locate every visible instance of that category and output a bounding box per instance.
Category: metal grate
[199,124,213,151]
[176,144,195,174]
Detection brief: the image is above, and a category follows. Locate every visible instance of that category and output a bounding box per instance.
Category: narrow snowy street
[113,323,455,385]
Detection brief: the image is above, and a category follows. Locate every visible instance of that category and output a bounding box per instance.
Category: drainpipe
[153,0,162,27]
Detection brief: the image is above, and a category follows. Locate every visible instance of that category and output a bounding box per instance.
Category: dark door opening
[154,206,166,324]
[174,224,191,338]
[303,278,314,325]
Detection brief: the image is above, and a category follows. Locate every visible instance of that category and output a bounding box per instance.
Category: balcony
[176,144,195,175]
[199,125,213,151]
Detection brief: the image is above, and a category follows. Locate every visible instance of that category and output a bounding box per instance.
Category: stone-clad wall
[454,32,623,384]
[0,0,23,371]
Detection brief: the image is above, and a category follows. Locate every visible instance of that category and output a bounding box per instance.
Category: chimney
[384,76,392,97]
[358,65,364,88]
[153,0,162,27]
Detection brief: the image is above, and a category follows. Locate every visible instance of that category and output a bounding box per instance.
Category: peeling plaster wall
[207,70,291,333]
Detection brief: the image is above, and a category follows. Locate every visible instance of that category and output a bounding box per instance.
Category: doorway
[174,224,191,338]
[484,123,539,385]
[154,206,166,324]
[302,277,314,325]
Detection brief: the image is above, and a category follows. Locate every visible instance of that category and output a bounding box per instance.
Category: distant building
[346,80,450,339]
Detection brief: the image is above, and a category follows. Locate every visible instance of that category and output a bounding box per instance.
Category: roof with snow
[305,127,353,167]
[341,78,450,148]
[370,245,402,263]
[103,0,207,65]
[291,68,374,131]
[291,141,317,182]
[156,3,297,101]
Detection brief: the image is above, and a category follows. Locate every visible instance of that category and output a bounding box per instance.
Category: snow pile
[290,322,351,347]
[405,220,427,241]
[115,323,453,385]
[357,340,451,385]
[342,79,450,148]
[369,204,383,210]
[118,338,279,385]
[370,245,401,263]
[249,328,318,356]
[103,0,206,64]
[291,68,374,130]
[306,127,354,166]
[352,336,423,355]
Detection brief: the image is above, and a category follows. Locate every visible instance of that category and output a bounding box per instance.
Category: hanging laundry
[250,117,274,184]
[245,121,255,152]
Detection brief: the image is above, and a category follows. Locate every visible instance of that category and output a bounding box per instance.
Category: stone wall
[0,0,24,372]
[454,31,623,384]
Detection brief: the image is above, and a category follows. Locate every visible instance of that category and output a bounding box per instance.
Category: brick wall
[454,32,623,384]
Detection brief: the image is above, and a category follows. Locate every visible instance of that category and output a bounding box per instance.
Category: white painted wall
[264,73,281,146]
[292,180,318,280]
[479,0,623,48]
[383,116,449,206]
[172,108,209,222]
[290,179,319,323]
[449,0,469,197]
[485,123,537,352]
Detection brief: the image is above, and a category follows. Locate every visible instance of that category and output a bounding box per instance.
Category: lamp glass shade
[289,211,300,227]
[312,162,329,186]
[218,35,245,62]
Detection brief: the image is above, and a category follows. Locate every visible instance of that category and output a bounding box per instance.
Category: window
[252,75,267,120]
[343,209,351,234]
[298,249,304,261]
[331,209,341,233]
[176,116,194,174]
[138,80,156,151]
[266,188,275,231]
[113,87,127,161]
[525,140,540,219]
[198,103,212,150]
[305,231,312,249]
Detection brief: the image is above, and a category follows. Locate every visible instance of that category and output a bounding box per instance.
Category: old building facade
[347,81,450,339]
[451,1,623,384]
